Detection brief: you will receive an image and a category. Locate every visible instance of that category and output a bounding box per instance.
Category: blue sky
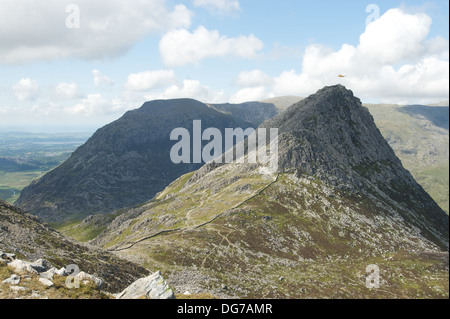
[0,0,448,131]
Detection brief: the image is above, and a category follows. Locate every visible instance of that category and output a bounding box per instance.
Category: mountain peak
[261,85,397,176]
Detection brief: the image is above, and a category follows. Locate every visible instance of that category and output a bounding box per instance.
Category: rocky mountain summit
[90,85,448,298]
[260,85,448,247]
[15,99,262,222]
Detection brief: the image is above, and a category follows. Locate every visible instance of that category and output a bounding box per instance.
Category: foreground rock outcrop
[1,251,174,299]
[0,200,150,293]
[115,270,175,299]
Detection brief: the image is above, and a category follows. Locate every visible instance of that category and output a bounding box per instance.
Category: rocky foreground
[0,251,174,299]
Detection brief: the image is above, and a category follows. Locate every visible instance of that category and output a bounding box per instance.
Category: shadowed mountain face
[90,85,448,298]
[15,99,257,222]
[399,105,449,130]
[208,102,279,127]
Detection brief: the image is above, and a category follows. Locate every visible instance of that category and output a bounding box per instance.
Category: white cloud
[230,86,267,103]
[357,9,432,65]
[65,94,111,116]
[125,70,177,91]
[12,78,39,101]
[93,69,115,87]
[0,0,192,64]
[144,79,225,103]
[235,70,273,88]
[54,82,82,99]
[159,26,263,67]
[233,8,449,104]
[271,70,322,97]
[193,0,240,15]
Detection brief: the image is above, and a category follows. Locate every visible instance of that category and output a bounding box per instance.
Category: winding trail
[109,173,279,252]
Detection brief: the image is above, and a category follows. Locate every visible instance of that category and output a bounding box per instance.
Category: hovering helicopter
[338,75,346,78]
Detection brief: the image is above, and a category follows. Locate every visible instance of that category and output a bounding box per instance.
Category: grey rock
[116,270,175,299]
[55,267,67,276]
[0,251,16,261]
[8,259,38,274]
[74,271,104,289]
[40,268,57,280]
[30,258,52,273]
[2,274,21,285]
[38,278,54,287]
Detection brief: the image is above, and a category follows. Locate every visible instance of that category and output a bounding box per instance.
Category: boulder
[40,267,58,280]
[38,278,54,287]
[0,251,16,262]
[8,259,38,274]
[55,267,67,276]
[30,259,52,273]
[74,271,104,289]
[115,270,175,299]
[2,274,21,285]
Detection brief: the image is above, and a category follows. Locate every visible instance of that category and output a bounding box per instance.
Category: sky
[0,0,448,132]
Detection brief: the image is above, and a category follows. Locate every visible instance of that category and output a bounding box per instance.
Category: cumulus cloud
[159,26,263,67]
[12,78,39,101]
[230,86,268,103]
[65,94,111,116]
[54,82,82,99]
[144,79,225,103]
[193,0,240,15]
[357,9,432,65]
[234,70,273,88]
[93,70,115,87]
[233,8,448,104]
[125,70,177,91]
[0,0,192,64]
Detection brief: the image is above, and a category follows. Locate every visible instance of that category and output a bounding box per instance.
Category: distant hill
[365,103,449,213]
[208,101,278,127]
[260,96,303,111]
[427,100,449,107]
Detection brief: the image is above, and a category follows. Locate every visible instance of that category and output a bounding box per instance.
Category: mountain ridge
[15,99,266,222]
[88,85,448,298]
